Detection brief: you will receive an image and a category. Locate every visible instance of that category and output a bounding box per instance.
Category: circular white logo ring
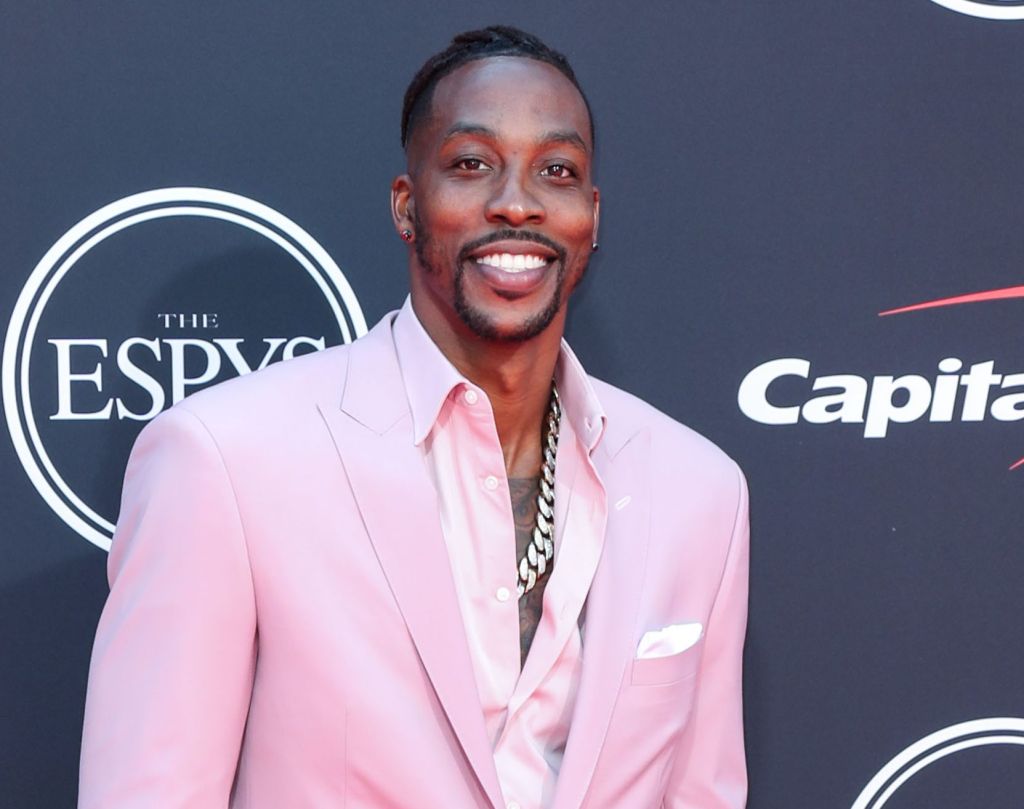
[929,0,1024,20]
[851,717,1024,808]
[2,187,366,551]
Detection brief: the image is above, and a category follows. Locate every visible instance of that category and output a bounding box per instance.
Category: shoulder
[128,343,354,465]
[590,375,745,498]
[176,342,352,424]
[169,310,400,429]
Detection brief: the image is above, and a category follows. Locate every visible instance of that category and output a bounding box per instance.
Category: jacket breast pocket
[629,641,702,687]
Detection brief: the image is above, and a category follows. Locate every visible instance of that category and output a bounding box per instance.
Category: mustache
[457,229,567,264]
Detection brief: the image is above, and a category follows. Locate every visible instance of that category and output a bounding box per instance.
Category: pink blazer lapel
[552,428,653,809]
[317,318,505,809]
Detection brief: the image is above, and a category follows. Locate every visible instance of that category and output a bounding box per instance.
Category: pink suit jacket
[79,312,750,809]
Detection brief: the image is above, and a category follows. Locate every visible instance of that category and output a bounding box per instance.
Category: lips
[475,252,549,272]
[463,238,561,296]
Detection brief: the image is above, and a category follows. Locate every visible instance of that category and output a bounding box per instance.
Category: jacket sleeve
[663,465,750,809]
[79,405,257,808]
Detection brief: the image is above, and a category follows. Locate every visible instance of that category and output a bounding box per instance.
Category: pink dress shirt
[392,299,609,809]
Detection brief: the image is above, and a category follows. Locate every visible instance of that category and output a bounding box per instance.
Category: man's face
[398,56,599,343]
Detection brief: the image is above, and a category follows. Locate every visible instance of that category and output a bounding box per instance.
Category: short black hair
[401,25,594,149]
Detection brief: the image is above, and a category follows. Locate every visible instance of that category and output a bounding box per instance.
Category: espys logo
[2,188,366,551]
[929,0,1024,20]
[851,717,1024,808]
[738,284,1024,470]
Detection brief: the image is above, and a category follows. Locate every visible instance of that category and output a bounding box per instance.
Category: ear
[591,186,601,246]
[391,174,415,236]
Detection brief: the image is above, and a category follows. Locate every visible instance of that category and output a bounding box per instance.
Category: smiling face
[393,56,599,344]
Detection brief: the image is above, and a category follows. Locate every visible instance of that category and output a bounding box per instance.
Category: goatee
[414,219,580,343]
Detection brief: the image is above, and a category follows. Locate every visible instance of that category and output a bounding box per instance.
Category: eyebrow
[441,123,590,154]
[537,130,589,153]
[441,123,497,144]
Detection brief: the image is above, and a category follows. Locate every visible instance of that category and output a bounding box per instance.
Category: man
[79,25,749,809]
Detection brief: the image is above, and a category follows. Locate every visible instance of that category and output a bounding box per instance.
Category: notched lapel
[553,428,652,809]
[317,326,504,809]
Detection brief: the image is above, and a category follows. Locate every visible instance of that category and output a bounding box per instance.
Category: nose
[484,170,545,227]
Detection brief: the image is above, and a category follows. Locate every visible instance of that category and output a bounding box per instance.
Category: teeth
[475,253,549,272]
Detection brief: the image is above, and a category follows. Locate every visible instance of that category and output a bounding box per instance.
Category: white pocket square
[636,621,703,659]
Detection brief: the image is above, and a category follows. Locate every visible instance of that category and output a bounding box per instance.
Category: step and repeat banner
[2,2,1023,807]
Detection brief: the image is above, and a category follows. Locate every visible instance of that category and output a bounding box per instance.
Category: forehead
[423,56,592,151]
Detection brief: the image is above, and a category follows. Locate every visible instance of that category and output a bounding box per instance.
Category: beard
[413,214,584,343]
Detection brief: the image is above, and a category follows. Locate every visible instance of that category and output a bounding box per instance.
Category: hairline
[403,53,596,154]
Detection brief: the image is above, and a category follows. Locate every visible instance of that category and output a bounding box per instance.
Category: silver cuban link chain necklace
[517,384,560,599]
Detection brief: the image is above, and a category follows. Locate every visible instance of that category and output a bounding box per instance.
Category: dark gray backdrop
[3,1,1024,807]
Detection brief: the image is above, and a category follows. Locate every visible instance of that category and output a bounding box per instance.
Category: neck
[410,293,563,479]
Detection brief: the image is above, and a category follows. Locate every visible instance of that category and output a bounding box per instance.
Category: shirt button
[507,802,521,809]
[495,587,511,603]
[484,475,499,491]
[463,389,478,405]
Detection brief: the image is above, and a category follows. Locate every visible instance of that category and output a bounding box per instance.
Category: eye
[454,157,489,171]
[541,163,577,180]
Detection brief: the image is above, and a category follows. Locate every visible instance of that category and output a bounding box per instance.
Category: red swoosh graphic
[878,284,1024,316]
[880,283,1024,470]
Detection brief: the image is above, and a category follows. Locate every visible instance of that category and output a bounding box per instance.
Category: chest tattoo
[509,476,548,668]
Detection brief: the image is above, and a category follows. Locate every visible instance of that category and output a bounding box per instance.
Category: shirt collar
[392,296,467,445]
[392,295,608,451]
[553,335,608,453]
